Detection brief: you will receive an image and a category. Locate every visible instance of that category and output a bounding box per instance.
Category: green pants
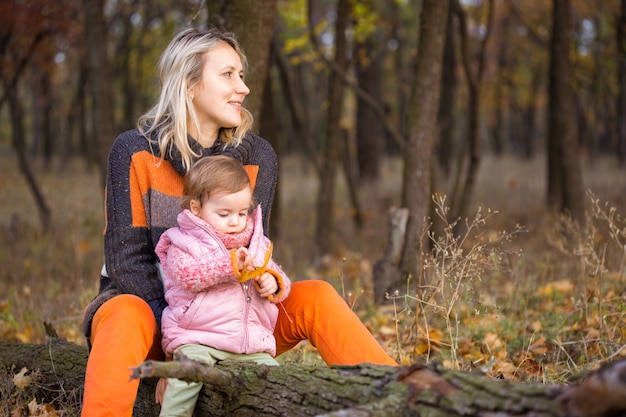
[159,344,278,417]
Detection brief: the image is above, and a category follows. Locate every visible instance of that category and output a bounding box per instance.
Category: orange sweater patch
[127,152,259,228]
[130,151,184,227]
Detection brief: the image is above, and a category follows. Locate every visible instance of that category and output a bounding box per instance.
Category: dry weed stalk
[545,191,626,363]
[390,194,523,368]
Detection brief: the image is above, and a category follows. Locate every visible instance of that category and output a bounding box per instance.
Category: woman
[81,27,397,417]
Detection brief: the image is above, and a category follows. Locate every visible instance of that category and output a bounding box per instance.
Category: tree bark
[3,339,626,417]
[618,0,626,166]
[373,207,409,302]
[5,79,51,232]
[314,0,350,256]
[437,3,457,178]
[356,32,384,182]
[547,0,584,222]
[450,0,494,223]
[83,0,116,184]
[396,0,450,292]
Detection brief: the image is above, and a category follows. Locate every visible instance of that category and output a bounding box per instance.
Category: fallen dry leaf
[13,367,31,390]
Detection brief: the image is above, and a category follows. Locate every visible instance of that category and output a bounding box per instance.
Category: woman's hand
[255,272,278,298]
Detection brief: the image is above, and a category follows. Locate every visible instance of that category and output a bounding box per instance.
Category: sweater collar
[163,135,225,176]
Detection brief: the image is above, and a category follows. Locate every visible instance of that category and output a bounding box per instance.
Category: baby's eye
[239,212,248,217]
[218,213,229,218]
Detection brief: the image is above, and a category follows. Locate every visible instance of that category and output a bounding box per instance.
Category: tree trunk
[260,46,282,239]
[373,207,409,302]
[547,0,584,222]
[272,36,322,171]
[396,0,450,292]
[3,339,626,417]
[450,0,494,223]
[5,80,51,232]
[83,0,116,184]
[30,68,53,167]
[617,0,626,166]
[437,4,457,178]
[314,0,350,256]
[342,129,365,228]
[356,35,384,182]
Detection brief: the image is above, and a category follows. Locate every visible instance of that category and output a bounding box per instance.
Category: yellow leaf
[413,341,441,356]
[399,357,413,366]
[16,323,32,343]
[414,343,431,356]
[493,361,518,380]
[483,332,503,351]
[585,327,601,340]
[377,325,395,335]
[28,399,39,415]
[41,403,60,416]
[536,279,574,296]
[457,337,474,356]
[13,367,31,390]
[483,332,508,360]
[467,349,486,364]
[528,335,549,355]
[428,328,445,344]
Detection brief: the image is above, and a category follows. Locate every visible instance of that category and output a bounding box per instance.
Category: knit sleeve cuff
[230,249,245,282]
[255,268,287,303]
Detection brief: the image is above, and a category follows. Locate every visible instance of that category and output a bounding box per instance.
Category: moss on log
[2,339,626,416]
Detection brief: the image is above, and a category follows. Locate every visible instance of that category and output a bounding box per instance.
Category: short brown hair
[181,155,252,209]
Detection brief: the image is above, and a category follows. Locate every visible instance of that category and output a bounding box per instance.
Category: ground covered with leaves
[1,153,625,415]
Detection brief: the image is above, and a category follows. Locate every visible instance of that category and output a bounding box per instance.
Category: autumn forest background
[1,0,626,402]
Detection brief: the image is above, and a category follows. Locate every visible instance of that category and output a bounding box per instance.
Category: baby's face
[192,186,252,234]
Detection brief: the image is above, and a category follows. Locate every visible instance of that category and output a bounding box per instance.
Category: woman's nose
[236,78,250,96]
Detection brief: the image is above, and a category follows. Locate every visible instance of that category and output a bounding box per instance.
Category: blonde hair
[182,156,253,210]
[138,28,254,171]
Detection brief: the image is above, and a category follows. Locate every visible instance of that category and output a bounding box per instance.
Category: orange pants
[81,280,397,416]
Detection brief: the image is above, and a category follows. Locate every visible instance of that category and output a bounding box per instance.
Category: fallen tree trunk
[1,338,626,416]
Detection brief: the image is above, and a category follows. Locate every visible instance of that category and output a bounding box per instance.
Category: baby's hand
[236,247,251,271]
[155,378,167,404]
[255,272,278,298]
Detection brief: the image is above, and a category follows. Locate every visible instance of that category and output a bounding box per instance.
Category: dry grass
[1,148,626,384]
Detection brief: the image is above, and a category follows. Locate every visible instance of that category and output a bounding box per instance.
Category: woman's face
[191,43,250,141]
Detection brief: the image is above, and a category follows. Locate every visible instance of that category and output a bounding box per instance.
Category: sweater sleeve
[163,245,236,293]
[264,259,291,303]
[103,132,165,302]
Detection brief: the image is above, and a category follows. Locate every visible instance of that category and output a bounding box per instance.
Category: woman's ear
[189,199,201,216]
